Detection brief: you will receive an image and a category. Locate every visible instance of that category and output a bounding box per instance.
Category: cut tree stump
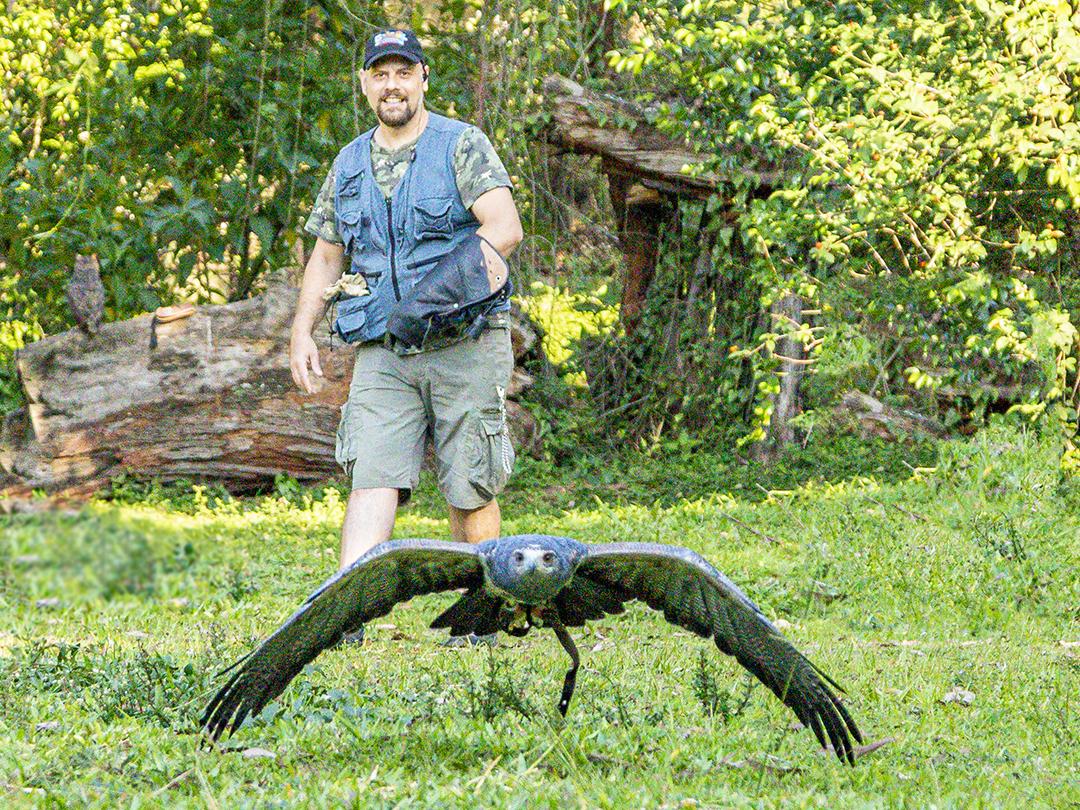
[1,283,540,505]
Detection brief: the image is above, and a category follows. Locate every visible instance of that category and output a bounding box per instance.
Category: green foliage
[692,649,752,722]
[6,0,1080,458]
[105,473,236,514]
[0,270,44,411]
[1,429,1078,805]
[0,0,372,336]
[518,280,619,371]
[464,652,537,721]
[0,0,629,419]
[608,0,1080,453]
[6,640,212,729]
[2,511,202,603]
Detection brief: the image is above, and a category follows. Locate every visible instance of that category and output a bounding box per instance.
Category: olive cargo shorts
[334,328,516,509]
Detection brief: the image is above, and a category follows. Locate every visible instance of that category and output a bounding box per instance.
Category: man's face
[361,56,427,128]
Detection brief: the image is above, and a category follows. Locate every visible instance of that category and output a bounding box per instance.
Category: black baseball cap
[363,28,426,70]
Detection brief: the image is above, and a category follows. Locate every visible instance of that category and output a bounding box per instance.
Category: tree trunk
[835,390,947,441]
[1,284,540,506]
[607,173,674,334]
[755,292,805,461]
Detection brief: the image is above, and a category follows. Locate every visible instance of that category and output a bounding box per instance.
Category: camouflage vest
[333,112,480,344]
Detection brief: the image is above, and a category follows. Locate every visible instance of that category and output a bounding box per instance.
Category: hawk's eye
[513,551,525,563]
[542,552,556,564]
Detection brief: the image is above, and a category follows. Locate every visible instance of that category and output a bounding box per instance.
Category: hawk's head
[485,535,586,604]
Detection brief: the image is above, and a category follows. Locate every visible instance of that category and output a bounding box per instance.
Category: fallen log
[541,74,780,196]
[835,390,947,441]
[1,283,540,505]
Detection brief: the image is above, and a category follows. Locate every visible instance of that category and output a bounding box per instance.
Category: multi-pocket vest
[332,112,508,344]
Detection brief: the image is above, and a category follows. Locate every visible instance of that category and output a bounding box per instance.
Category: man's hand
[289,237,345,394]
[290,332,324,394]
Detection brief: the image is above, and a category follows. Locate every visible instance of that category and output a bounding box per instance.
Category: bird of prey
[67,253,106,336]
[202,535,863,763]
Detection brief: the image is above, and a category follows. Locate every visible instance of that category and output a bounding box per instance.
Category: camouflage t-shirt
[304,124,512,245]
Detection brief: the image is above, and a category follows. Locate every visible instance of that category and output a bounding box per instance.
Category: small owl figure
[67,253,106,336]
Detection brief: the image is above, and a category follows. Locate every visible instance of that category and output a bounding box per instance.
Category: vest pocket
[414,197,454,240]
[338,211,369,255]
[333,294,371,344]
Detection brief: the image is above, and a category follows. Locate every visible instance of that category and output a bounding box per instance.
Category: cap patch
[374,31,408,47]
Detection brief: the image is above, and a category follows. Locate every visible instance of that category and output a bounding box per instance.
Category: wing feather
[429,587,506,636]
[555,573,626,626]
[571,542,862,764]
[201,539,484,741]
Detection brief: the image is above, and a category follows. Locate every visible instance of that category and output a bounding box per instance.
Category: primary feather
[201,540,484,740]
[201,535,862,764]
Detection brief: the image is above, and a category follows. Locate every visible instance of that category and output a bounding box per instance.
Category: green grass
[1,424,1077,808]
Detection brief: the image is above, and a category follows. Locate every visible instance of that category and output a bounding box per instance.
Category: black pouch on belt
[386,234,512,351]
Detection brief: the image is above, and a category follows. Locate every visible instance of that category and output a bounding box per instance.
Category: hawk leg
[547,613,579,717]
[502,604,532,637]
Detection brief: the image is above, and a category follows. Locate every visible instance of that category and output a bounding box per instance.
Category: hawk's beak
[519,548,555,574]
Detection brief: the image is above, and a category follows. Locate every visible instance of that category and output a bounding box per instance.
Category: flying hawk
[67,253,106,336]
[202,535,863,763]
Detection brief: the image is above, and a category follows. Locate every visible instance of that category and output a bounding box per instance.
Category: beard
[376,95,418,128]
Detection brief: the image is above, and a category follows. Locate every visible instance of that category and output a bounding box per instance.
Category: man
[289,28,523,643]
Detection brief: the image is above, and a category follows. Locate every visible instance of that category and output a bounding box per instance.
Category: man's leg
[340,486,399,569]
[448,498,501,543]
[335,344,427,572]
[443,498,502,646]
[333,486,398,647]
[428,331,515,647]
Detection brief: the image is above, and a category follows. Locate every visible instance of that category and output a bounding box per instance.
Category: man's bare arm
[471,186,523,257]
[289,237,345,393]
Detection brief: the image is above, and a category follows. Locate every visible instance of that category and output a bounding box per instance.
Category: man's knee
[346,486,400,512]
[449,498,501,543]
[342,488,399,542]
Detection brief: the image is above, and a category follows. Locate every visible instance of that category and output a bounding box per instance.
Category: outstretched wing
[201,539,485,741]
[566,542,863,764]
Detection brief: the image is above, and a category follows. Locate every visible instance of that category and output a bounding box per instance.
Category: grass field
[2,425,1078,808]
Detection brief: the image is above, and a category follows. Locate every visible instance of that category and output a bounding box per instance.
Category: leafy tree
[605,0,1079,461]
[0,0,621,413]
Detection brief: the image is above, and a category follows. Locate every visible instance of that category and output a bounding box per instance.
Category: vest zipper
[386,197,401,301]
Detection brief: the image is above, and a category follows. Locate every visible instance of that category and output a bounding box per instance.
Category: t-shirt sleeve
[453,126,513,211]
[303,163,344,245]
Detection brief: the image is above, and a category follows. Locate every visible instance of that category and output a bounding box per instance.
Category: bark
[1,284,541,505]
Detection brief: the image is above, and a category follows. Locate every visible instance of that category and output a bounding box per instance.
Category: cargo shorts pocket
[467,409,516,502]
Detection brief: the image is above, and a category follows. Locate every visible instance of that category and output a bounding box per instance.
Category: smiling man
[289,28,524,645]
